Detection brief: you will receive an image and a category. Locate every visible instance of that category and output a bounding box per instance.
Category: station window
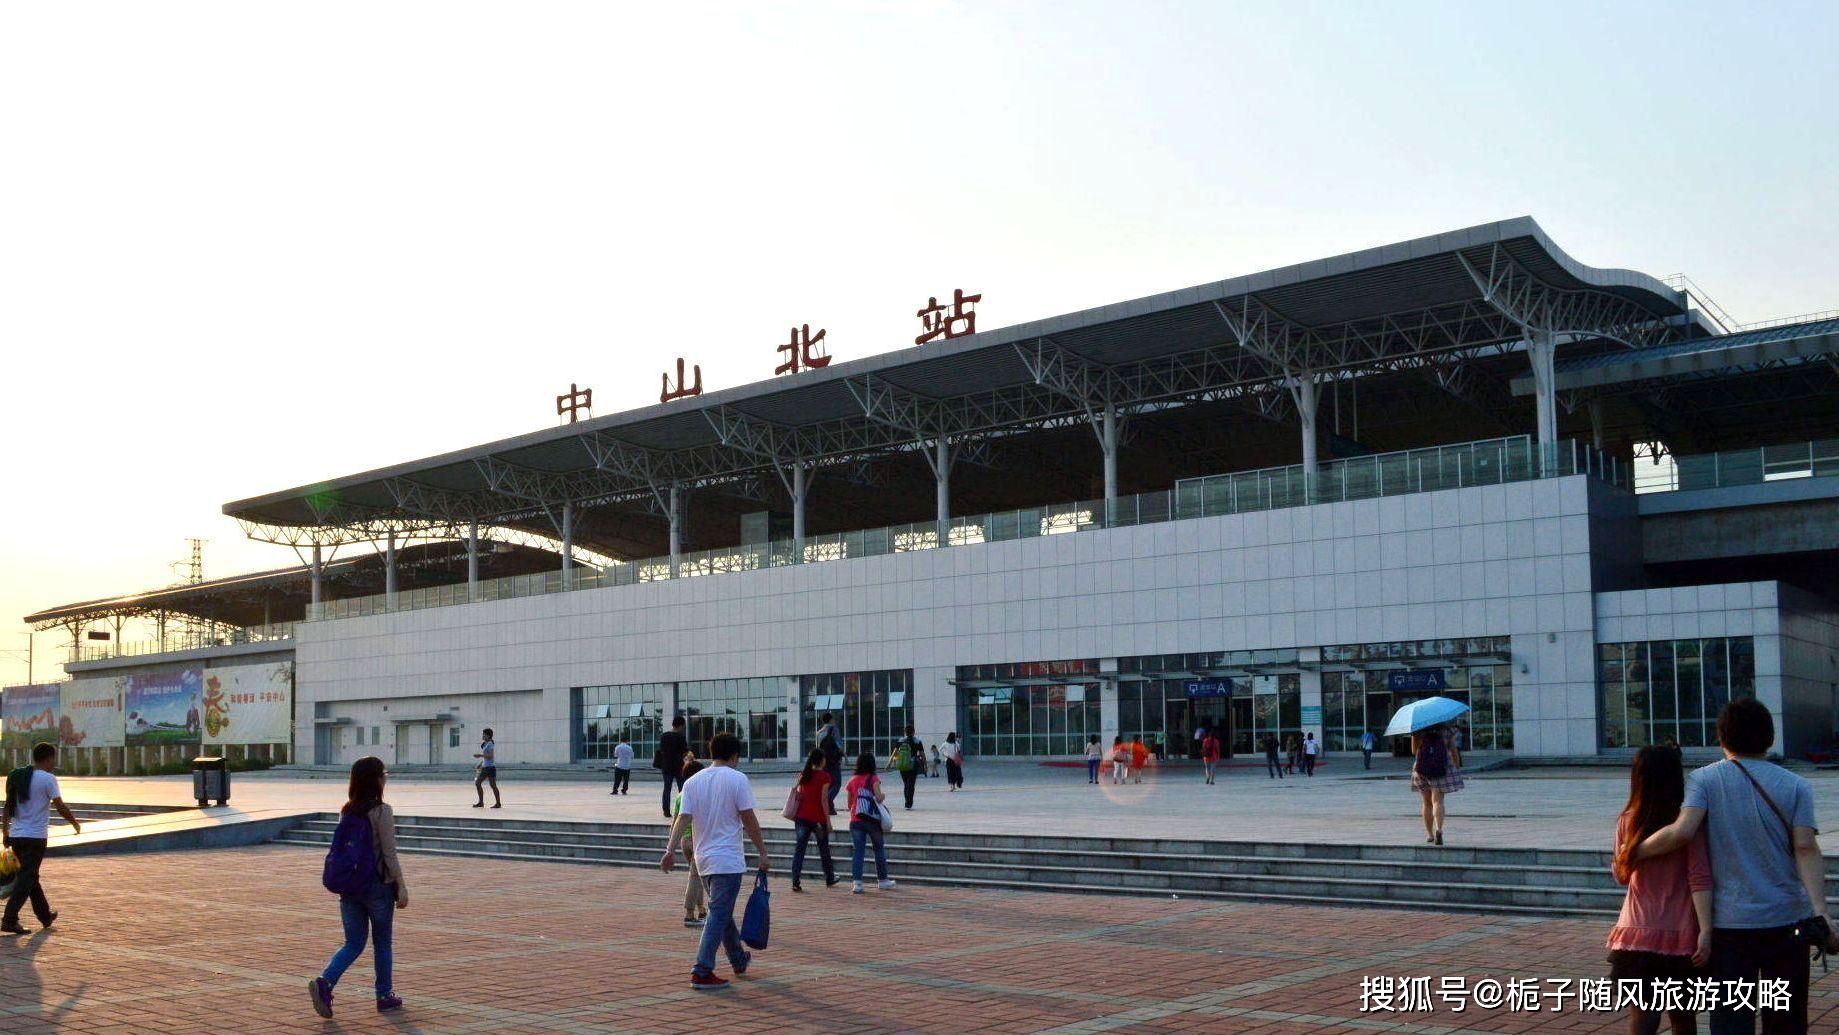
[1320,637,1514,752]
[1117,650,1302,757]
[801,670,913,762]
[1599,637,1753,749]
[956,659,1100,756]
[678,677,786,762]
[574,682,668,763]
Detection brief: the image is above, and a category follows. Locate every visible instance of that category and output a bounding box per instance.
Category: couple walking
[1607,698,1836,1035]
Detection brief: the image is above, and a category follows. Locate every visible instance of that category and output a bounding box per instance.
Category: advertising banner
[125,670,203,746]
[1,683,61,749]
[62,675,127,749]
[201,662,294,744]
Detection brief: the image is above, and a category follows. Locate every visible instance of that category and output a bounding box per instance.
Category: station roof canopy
[224,217,1692,559]
[22,540,565,630]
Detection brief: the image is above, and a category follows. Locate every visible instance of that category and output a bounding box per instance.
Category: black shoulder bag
[1731,760,1834,971]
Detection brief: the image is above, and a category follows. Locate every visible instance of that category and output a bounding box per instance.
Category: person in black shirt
[815,713,845,816]
[653,716,689,819]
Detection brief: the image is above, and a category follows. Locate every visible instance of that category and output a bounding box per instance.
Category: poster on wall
[125,670,202,746]
[62,675,127,748]
[1,683,61,749]
[201,662,294,744]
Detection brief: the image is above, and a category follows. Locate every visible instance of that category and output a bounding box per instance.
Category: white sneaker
[877,879,897,890]
[851,881,864,894]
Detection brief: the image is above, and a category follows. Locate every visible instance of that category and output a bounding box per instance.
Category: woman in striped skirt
[1410,725,1464,846]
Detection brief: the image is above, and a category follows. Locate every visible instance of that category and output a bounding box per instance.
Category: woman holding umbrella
[1411,726,1464,845]
[1386,696,1469,846]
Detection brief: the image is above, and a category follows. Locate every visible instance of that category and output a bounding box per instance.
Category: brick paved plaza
[1,845,1831,1034]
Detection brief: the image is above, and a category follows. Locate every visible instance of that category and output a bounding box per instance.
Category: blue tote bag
[740,870,771,950]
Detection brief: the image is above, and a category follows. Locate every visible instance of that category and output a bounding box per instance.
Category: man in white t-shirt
[3,742,82,934]
[660,732,769,991]
[1302,732,1320,776]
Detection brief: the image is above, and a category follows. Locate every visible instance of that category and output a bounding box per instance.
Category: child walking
[674,760,707,927]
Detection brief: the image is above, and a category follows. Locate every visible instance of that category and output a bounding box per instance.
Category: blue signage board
[1387,669,1448,692]
[1184,679,1233,698]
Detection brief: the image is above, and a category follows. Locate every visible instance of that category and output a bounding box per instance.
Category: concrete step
[288,818,1625,891]
[275,814,1839,917]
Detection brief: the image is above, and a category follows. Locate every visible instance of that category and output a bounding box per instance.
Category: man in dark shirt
[653,715,689,819]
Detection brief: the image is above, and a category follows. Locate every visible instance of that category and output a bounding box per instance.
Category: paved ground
[53,759,1839,853]
[4,845,1833,1034]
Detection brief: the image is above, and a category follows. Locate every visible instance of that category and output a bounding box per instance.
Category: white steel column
[1529,326,1559,473]
[1100,402,1119,510]
[560,501,575,589]
[790,462,808,561]
[309,544,324,607]
[934,438,952,545]
[384,532,398,608]
[466,520,480,599]
[668,484,683,578]
[1290,374,1320,501]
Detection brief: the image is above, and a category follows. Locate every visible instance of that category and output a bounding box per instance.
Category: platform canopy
[1511,315,1839,452]
[22,539,566,632]
[225,217,1692,561]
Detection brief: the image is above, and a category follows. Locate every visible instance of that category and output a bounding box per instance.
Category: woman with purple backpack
[1410,725,1464,846]
[310,756,408,1017]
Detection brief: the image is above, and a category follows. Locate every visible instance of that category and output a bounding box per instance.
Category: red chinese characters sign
[775,324,831,376]
[661,357,703,403]
[915,288,981,345]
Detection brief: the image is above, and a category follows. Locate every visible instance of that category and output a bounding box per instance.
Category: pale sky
[3,1,1836,686]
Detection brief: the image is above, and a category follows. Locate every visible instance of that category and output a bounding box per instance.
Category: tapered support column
[1289,374,1320,502]
[309,544,323,607]
[1588,397,1605,452]
[934,438,952,546]
[560,501,575,589]
[790,462,808,561]
[1529,326,1559,474]
[466,520,480,600]
[384,532,398,608]
[668,484,683,578]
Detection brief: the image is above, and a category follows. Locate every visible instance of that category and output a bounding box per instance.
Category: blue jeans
[693,871,747,978]
[322,882,396,998]
[851,821,887,882]
[1085,759,1100,783]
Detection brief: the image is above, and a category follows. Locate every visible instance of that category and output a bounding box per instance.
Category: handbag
[781,783,802,822]
[857,785,894,832]
[740,870,771,950]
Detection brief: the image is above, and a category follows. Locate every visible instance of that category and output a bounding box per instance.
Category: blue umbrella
[1383,696,1470,737]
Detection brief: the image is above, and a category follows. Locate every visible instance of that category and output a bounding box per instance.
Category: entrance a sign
[1183,679,1232,698]
[1387,669,1448,692]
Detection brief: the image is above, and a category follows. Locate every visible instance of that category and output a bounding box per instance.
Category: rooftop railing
[72,623,297,663]
[307,434,1618,624]
[1634,438,1839,494]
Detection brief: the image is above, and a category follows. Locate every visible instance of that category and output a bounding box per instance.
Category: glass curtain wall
[1599,637,1754,749]
[800,670,913,762]
[1320,637,1514,752]
[1117,650,1301,757]
[678,677,787,762]
[956,659,1101,756]
[573,683,668,763]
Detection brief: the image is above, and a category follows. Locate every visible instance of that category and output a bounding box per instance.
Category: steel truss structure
[225,222,1695,561]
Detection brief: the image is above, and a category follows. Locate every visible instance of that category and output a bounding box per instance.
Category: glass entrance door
[1162,699,1191,759]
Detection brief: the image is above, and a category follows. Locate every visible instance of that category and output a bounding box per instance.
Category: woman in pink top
[1608,745,1712,1035]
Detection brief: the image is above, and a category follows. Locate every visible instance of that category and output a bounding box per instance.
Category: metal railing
[1637,439,1839,494]
[306,434,1619,624]
[73,623,297,662]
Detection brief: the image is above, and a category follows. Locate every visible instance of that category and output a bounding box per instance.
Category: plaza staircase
[273,814,1839,918]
